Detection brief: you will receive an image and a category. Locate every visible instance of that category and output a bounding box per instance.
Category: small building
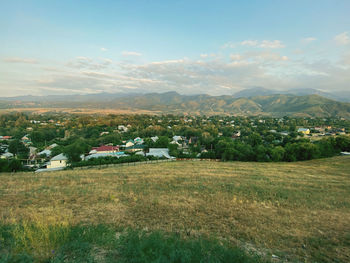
[172,135,183,142]
[47,154,68,169]
[0,136,12,141]
[38,149,52,157]
[146,148,173,159]
[89,145,119,154]
[298,128,310,135]
[134,137,144,145]
[151,136,159,143]
[125,144,145,153]
[125,140,135,148]
[1,152,14,159]
[85,151,128,160]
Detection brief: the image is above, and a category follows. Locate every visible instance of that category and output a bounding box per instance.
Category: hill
[1,157,349,262]
[1,91,350,118]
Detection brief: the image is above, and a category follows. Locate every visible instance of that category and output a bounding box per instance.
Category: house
[100,131,110,136]
[47,153,68,169]
[1,152,14,159]
[89,145,119,154]
[0,136,12,141]
[298,128,310,135]
[118,125,128,132]
[21,134,32,146]
[173,135,183,142]
[38,149,52,157]
[125,140,134,148]
[146,148,173,159]
[125,144,145,153]
[280,131,289,136]
[47,143,58,150]
[151,136,159,143]
[134,137,144,145]
[85,151,128,160]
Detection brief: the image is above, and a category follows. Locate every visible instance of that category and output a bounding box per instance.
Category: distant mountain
[233,88,350,102]
[233,87,277,98]
[1,92,350,118]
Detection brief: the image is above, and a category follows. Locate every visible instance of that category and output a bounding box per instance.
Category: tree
[154,136,170,148]
[8,159,22,172]
[63,140,90,163]
[8,140,29,159]
[270,146,285,162]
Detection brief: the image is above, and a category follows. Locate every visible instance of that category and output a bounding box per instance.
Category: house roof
[146,148,172,159]
[173,135,182,141]
[298,128,310,132]
[85,151,128,160]
[125,145,145,150]
[39,149,52,156]
[51,153,68,161]
[92,145,119,152]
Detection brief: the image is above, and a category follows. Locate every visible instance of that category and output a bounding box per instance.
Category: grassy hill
[1,157,349,262]
[1,92,350,118]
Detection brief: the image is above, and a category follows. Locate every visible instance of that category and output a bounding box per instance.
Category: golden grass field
[1,157,349,262]
[0,107,160,115]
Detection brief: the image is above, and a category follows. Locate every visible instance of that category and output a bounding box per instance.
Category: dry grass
[0,107,160,115]
[1,157,350,262]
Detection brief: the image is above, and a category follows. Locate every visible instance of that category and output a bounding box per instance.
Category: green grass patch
[0,224,265,263]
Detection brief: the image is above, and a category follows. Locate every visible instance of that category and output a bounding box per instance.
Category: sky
[1,0,350,97]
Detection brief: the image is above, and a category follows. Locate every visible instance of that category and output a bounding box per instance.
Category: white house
[1,152,13,159]
[125,140,135,147]
[146,148,173,159]
[47,153,68,169]
[151,136,159,143]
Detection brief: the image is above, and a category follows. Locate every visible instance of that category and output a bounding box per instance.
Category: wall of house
[47,159,67,169]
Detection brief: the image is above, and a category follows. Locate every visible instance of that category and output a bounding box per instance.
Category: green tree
[63,140,90,163]
[270,146,285,162]
[8,140,29,159]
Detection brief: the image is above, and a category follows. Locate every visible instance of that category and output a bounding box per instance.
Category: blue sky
[1,0,350,96]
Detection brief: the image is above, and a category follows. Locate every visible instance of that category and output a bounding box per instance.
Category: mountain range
[1,89,350,118]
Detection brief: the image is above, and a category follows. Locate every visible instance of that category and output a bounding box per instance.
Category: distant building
[125,140,135,148]
[1,152,14,159]
[85,151,128,160]
[151,136,159,143]
[0,136,12,141]
[134,137,144,145]
[47,153,68,169]
[125,144,145,153]
[298,128,310,135]
[146,148,173,159]
[89,145,119,154]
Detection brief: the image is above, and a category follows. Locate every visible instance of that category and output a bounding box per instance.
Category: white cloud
[200,54,208,58]
[4,57,38,64]
[222,42,236,48]
[241,40,258,47]
[334,32,350,45]
[122,51,142,57]
[240,40,285,48]
[100,47,108,52]
[301,37,317,44]
[66,57,112,70]
[230,54,242,60]
[259,40,285,48]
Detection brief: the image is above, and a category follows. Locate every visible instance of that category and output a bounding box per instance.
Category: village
[0,113,349,172]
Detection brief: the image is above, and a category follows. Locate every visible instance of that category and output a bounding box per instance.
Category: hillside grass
[1,157,349,262]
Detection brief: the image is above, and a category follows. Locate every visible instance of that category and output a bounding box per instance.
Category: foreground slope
[1,157,350,262]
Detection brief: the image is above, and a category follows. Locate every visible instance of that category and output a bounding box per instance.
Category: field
[1,157,350,262]
[0,107,160,115]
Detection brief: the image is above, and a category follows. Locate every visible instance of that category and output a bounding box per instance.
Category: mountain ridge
[1,91,350,118]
